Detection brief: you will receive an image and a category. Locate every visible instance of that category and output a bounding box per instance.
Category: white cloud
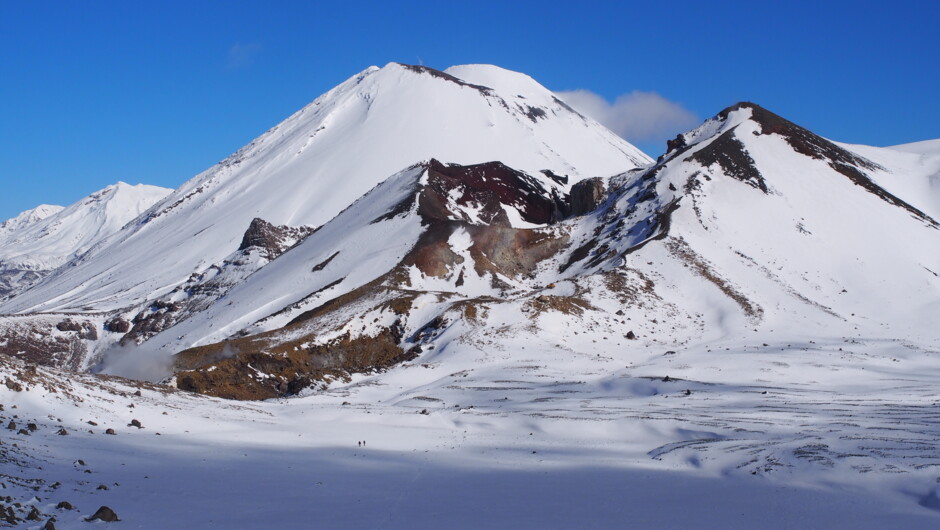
[555,89,699,144]
[227,42,263,70]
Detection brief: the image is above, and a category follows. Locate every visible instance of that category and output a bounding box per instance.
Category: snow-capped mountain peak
[0,204,64,234]
[0,63,652,314]
[0,182,172,299]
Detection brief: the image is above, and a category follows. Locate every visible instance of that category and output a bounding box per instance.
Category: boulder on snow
[104,318,131,333]
[85,506,120,522]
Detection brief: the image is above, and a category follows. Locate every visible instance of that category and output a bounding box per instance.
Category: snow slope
[0,63,651,314]
[0,183,170,299]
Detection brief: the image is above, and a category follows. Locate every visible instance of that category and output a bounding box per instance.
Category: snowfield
[4,331,940,528]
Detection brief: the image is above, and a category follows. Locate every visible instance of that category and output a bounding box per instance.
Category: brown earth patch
[666,237,763,320]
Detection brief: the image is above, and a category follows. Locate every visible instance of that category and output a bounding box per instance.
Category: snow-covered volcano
[0,63,650,315]
[153,102,939,399]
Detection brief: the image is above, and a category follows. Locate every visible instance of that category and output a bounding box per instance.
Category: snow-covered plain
[4,328,940,528]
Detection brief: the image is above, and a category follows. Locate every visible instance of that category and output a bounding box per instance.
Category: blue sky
[1,1,937,220]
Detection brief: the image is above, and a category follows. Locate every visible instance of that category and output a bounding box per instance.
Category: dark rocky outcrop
[569,177,607,216]
[666,134,687,154]
[238,218,316,259]
[175,320,412,401]
[688,127,767,193]
[397,63,493,95]
[422,159,569,226]
[104,318,131,333]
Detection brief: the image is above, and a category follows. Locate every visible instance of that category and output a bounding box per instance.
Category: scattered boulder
[26,506,42,521]
[128,419,142,429]
[55,320,81,333]
[55,319,98,339]
[56,428,68,436]
[419,409,430,415]
[43,518,57,530]
[105,428,116,435]
[6,420,15,430]
[97,484,109,491]
[104,317,131,333]
[625,331,636,340]
[85,506,120,522]
[27,423,38,432]
[4,378,23,392]
[55,501,74,510]
[2,505,17,524]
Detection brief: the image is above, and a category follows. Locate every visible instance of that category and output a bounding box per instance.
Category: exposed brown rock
[174,322,412,401]
[238,218,315,259]
[688,126,766,193]
[0,317,94,370]
[422,159,568,226]
[570,177,607,216]
[104,318,131,333]
[85,506,120,522]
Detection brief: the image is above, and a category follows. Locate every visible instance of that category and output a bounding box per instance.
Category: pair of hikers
[357,440,367,447]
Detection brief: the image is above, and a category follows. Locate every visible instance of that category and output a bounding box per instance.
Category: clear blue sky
[1,1,937,220]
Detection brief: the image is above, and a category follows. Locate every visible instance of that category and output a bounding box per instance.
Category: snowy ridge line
[0,62,651,315]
